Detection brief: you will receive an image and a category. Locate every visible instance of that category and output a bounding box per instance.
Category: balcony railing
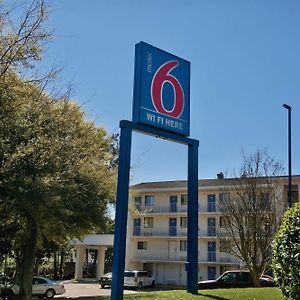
[133,226,187,237]
[208,251,216,262]
[207,226,216,236]
[133,204,220,214]
[131,253,240,264]
[132,226,235,238]
[135,204,187,213]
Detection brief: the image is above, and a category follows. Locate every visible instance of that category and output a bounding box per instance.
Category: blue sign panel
[133,42,190,136]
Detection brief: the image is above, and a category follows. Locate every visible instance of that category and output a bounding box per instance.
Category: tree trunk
[34,257,39,275]
[53,252,58,280]
[59,249,64,279]
[19,218,38,300]
[249,269,261,287]
[14,250,21,279]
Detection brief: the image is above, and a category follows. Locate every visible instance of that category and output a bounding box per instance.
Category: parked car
[99,270,155,289]
[10,276,65,298]
[124,270,155,288]
[198,270,276,289]
[99,272,112,288]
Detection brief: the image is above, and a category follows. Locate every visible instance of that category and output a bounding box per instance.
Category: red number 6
[151,61,184,118]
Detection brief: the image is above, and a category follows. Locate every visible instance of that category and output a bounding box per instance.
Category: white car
[11,276,65,298]
[124,271,155,288]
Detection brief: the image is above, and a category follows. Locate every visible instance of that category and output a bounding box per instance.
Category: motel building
[125,175,300,285]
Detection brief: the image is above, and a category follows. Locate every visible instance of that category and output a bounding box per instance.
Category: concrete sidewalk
[55,281,137,298]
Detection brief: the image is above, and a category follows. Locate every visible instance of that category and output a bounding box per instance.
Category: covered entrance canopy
[72,234,114,280]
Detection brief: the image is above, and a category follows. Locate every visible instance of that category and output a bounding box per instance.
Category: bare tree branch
[217,149,284,286]
[0,0,50,78]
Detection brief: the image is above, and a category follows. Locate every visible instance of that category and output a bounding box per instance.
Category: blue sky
[42,0,300,184]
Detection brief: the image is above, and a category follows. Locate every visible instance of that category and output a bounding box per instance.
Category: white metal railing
[131,253,240,264]
[208,251,216,262]
[133,226,186,237]
[135,204,188,213]
[132,226,236,238]
[219,256,232,263]
[134,203,221,214]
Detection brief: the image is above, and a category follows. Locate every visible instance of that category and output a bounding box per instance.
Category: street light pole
[283,104,292,208]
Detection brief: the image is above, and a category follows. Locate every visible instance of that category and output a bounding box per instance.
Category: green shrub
[272,202,300,300]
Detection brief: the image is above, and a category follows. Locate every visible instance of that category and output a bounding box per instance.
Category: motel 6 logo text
[133,42,190,136]
[151,60,184,119]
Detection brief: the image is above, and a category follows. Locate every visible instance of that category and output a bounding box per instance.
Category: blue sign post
[111,42,198,300]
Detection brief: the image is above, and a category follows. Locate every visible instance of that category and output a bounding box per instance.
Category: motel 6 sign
[133,42,190,136]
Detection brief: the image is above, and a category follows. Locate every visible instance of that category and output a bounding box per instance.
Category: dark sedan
[198,270,276,289]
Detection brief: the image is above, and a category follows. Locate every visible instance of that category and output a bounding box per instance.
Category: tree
[0,1,117,299]
[272,202,300,300]
[0,74,117,299]
[217,150,284,287]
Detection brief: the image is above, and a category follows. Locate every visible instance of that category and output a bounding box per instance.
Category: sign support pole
[111,123,132,300]
[111,121,198,300]
[187,141,199,293]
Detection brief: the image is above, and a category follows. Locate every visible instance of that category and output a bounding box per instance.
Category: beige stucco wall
[126,177,300,284]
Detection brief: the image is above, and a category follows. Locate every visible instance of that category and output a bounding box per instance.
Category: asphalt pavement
[55,281,137,298]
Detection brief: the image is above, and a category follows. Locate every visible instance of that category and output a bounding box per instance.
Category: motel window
[284,185,299,205]
[181,194,188,205]
[135,197,142,211]
[145,195,155,206]
[291,190,299,203]
[144,217,153,228]
[219,192,230,203]
[207,195,216,212]
[180,240,187,252]
[137,241,147,250]
[180,217,187,228]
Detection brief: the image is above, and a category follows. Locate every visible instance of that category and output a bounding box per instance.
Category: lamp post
[283,104,292,208]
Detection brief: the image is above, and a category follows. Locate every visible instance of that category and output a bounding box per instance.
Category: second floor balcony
[130,252,240,265]
[132,226,235,238]
[134,203,220,214]
[133,226,187,237]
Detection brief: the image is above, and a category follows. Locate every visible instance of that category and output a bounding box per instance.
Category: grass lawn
[71,287,284,300]
[121,288,284,300]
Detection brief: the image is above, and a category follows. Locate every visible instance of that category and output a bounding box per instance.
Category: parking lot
[55,281,137,298]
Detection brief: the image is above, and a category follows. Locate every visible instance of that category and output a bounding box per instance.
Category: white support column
[96,247,107,279]
[75,245,85,280]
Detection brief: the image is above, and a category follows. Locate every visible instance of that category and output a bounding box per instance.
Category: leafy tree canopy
[272,202,300,300]
[0,70,117,300]
[0,73,117,248]
[0,1,117,299]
